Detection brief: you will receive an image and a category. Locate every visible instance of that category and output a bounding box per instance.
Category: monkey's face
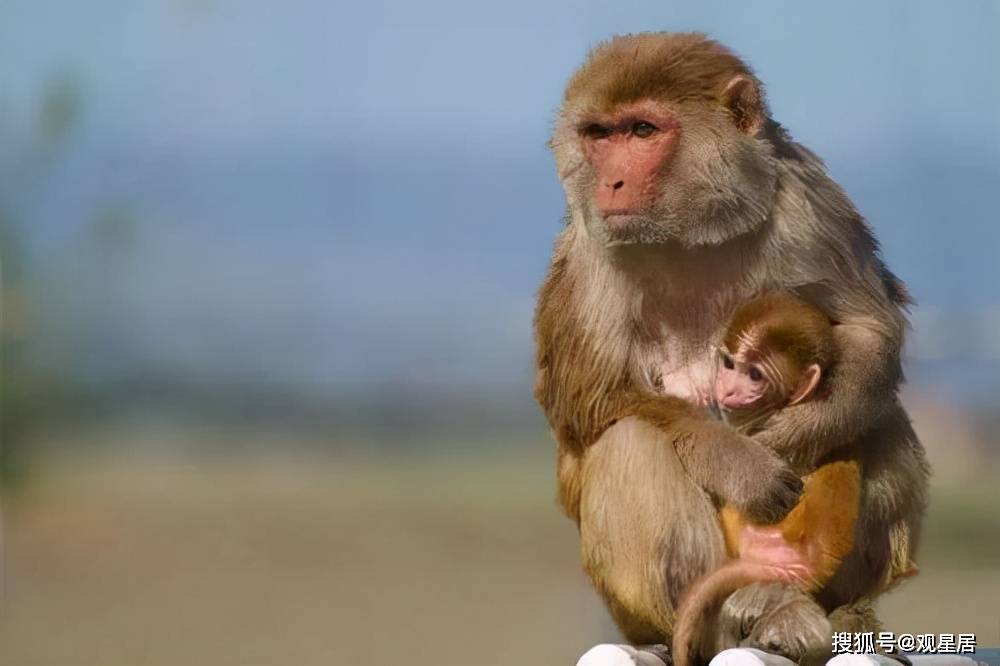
[714,348,783,413]
[558,100,778,249]
[575,101,682,244]
[551,35,779,249]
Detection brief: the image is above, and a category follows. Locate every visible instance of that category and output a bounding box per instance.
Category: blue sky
[1,0,997,394]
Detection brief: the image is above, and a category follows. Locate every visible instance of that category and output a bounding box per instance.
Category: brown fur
[536,32,930,663]
[674,461,860,665]
[672,297,853,666]
[674,460,863,665]
[723,292,836,383]
[565,33,764,116]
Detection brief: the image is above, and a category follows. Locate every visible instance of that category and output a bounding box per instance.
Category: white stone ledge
[576,645,988,666]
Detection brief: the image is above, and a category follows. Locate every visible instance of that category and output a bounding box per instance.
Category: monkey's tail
[672,561,793,666]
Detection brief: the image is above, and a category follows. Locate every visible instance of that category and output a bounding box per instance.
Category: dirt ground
[0,434,997,665]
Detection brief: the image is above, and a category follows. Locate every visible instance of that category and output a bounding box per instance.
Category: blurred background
[0,1,998,664]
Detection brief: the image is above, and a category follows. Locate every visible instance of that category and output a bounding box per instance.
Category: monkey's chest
[636,305,734,406]
[651,349,716,406]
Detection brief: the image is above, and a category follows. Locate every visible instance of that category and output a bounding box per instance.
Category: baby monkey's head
[715,292,835,425]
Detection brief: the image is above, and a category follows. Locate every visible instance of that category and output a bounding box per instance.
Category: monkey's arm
[629,397,804,523]
[555,445,583,521]
[755,321,901,471]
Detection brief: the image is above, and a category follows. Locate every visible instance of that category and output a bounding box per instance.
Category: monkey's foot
[709,648,797,666]
[576,643,671,666]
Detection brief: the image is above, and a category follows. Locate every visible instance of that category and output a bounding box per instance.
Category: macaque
[713,293,833,430]
[535,32,930,662]
[673,293,877,666]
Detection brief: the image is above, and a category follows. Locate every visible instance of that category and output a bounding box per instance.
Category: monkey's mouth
[603,212,646,230]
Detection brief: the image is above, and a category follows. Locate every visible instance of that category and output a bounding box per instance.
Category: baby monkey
[673,292,863,666]
[713,292,833,431]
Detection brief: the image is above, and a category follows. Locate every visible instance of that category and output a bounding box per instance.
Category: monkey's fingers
[740,466,804,525]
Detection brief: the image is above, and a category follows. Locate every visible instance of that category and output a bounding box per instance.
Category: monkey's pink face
[714,350,770,410]
[579,102,680,226]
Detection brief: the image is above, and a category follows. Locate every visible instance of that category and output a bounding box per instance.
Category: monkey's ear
[789,364,822,405]
[721,75,764,135]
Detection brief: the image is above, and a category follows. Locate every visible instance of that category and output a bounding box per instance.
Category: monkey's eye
[722,354,734,370]
[581,124,612,139]
[748,367,763,382]
[632,121,658,138]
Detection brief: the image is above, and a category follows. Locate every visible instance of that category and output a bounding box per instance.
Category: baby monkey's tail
[672,560,801,666]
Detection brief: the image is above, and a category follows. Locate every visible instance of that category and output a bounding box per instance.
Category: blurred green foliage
[1,209,29,485]
[1,72,84,486]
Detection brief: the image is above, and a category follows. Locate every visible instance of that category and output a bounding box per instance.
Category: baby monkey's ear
[788,363,822,405]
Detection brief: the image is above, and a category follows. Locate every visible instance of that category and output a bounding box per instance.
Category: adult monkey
[534,33,928,662]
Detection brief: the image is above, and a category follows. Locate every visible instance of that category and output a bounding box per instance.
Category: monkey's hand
[754,323,900,471]
[725,441,804,524]
[633,399,803,523]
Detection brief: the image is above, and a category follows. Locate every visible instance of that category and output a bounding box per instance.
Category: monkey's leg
[820,412,930,613]
[828,602,917,666]
[716,582,786,650]
[717,583,831,664]
[579,417,728,644]
[827,599,881,634]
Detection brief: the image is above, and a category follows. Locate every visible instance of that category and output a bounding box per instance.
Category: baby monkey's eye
[721,353,735,370]
[632,121,657,138]
[748,366,763,382]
